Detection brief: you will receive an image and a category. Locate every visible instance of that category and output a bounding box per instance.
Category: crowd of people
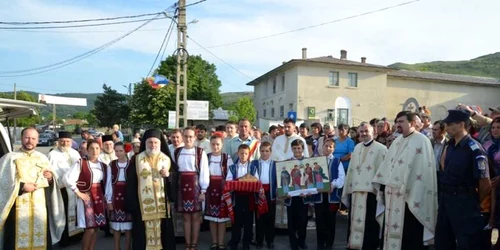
[0,103,499,250]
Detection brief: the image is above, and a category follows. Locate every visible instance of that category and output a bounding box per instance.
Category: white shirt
[196,138,212,154]
[271,134,309,161]
[116,161,128,181]
[327,154,345,189]
[48,147,81,187]
[226,161,260,180]
[63,160,113,204]
[208,154,234,176]
[99,151,117,165]
[177,147,210,191]
[259,159,271,184]
[168,143,184,160]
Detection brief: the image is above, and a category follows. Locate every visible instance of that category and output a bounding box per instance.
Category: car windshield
[40,134,51,139]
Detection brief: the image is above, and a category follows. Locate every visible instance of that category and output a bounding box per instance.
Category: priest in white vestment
[48,131,84,245]
[271,118,309,162]
[342,122,387,250]
[372,111,438,250]
[0,128,65,250]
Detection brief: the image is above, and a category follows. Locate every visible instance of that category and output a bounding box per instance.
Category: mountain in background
[389,52,500,79]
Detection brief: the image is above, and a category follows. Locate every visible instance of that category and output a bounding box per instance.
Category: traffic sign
[287,111,297,122]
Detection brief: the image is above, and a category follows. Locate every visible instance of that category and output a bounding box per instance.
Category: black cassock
[125,154,178,250]
[3,183,53,250]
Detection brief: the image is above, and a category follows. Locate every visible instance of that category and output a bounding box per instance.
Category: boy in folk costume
[205,134,233,250]
[285,139,312,250]
[254,141,278,249]
[226,144,260,250]
[312,139,345,250]
[174,127,210,250]
[109,142,133,250]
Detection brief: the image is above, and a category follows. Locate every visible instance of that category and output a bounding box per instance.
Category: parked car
[0,98,45,155]
[43,130,58,140]
[88,129,104,137]
[38,133,55,146]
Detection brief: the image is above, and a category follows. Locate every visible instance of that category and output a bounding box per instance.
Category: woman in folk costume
[311,139,345,250]
[63,139,113,250]
[109,142,133,250]
[205,133,233,250]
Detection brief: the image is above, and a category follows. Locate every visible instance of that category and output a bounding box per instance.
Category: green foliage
[72,111,87,119]
[85,112,98,127]
[92,84,129,127]
[389,52,500,78]
[229,96,256,123]
[0,91,42,127]
[129,54,223,128]
[221,91,253,110]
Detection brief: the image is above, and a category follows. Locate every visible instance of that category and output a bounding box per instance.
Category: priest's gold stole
[15,156,50,188]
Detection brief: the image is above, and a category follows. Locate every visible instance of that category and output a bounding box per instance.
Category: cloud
[1,0,500,93]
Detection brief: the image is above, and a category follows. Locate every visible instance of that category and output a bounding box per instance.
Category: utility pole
[13,83,17,142]
[175,0,188,128]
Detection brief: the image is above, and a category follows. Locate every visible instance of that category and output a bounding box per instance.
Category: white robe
[99,151,117,165]
[372,131,437,249]
[271,134,309,162]
[342,140,387,249]
[63,160,113,229]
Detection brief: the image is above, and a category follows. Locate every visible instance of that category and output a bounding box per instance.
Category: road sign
[307,107,315,119]
[187,100,209,120]
[168,111,176,129]
[287,111,297,122]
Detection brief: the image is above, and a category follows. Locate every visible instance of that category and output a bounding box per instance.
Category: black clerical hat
[58,131,72,139]
[143,129,163,141]
[102,135,113,143]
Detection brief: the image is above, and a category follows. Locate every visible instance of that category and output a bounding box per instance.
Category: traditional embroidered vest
[255,159,277,200]
[110,159,129,184]
[228,162,258,180]
[76,159,108,192]
[207,153,229,178]
[174,147,204,172]
[312,156,341,203]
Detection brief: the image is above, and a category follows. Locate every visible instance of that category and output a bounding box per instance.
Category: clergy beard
[146,148,161,156]
[58,146,69,152]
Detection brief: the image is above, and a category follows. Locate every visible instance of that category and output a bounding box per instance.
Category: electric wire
[0,12,166,77]
[0,17,168,30]
[0,12,164,25]
[185,0,207,8]
[146,19,175,77]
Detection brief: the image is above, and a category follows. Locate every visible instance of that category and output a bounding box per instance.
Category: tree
[0,91,42,127]
[129,55,223,127]
[229,97,257,124]
[92,84,130,128]
[85,112,98,127]
[72,111,87,120]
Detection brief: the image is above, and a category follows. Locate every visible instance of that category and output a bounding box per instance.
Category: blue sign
[287,111,297,122]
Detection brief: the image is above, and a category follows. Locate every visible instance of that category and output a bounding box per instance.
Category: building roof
[388,69,500,86]
[246,56,389,86]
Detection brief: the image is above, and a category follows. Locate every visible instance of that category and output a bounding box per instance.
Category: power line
[187,35,253,81]
[185,0,207,8]
[2,28,166,33]
[0,13,165,77]
[203,0,421,49]
[0,17,168,30]
[0,12,164,25]
[147,19,175,77]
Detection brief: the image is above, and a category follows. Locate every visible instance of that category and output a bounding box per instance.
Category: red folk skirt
[205,176,228,220]
[110,181,132,222]
[177,171,202,213]
[83,183,106,228]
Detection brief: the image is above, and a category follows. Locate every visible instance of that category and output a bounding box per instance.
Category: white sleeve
[227,155,234,167]
[302,137,310,158]
[105,164,113,203]
[199,151,210,192]
[63,161,81,192]
[336,162,345,188]
[226,165,233,181]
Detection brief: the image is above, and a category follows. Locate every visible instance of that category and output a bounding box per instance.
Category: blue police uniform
[435,110,490,250]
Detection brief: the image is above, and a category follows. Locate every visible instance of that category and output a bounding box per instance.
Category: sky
[0,0,499,95]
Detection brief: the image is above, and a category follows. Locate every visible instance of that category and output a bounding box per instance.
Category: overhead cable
[0,12,164,25]
[0,17,168,30]
[146,19,176,77]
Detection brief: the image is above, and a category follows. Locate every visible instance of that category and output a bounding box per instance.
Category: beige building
[247,48,500,127]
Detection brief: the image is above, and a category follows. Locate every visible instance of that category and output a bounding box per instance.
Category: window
[263,109,267,117]
[263,83,268,96]
[282,74,285,91]
[327,109,335,121]
[280,105,284,117]
[272,78,276,94]
[329,71,339,86]
[289,103,294,111]
[271,108,275,117]
[348,72,358,87]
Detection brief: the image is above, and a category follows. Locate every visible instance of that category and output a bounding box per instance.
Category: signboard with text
[187,100,209,120]
[38,94,87,106]
[168,111,176,129]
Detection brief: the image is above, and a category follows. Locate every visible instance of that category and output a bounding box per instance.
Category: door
[337,108,349,126]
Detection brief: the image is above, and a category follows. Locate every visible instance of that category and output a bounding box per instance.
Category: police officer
[435,109,491,250]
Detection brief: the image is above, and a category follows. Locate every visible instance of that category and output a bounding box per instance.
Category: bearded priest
[0,127,65,250]
[125,129,178,250]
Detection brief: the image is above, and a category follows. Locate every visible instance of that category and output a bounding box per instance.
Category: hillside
[389,52,500,78]
[0,90,253,118]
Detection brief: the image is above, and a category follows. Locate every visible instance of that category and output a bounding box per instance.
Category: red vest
[174,147,204,172]
[110,159,129,184]
[77,159,108,192]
